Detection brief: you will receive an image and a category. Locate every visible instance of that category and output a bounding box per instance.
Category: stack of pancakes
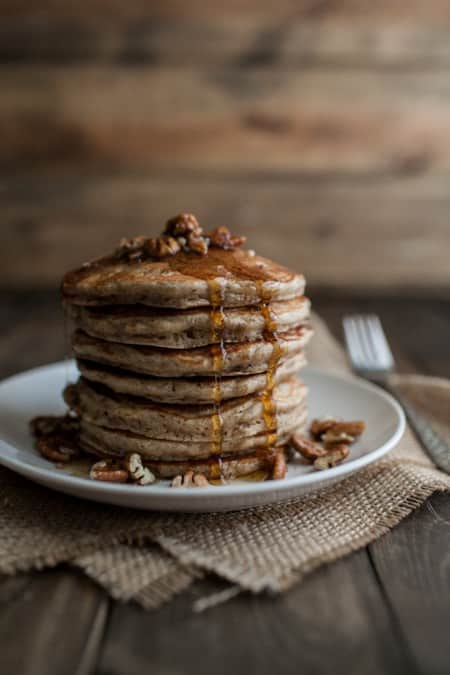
[62,221,312,481]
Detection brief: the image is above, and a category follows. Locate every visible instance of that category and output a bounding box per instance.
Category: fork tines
[343,314,395,374]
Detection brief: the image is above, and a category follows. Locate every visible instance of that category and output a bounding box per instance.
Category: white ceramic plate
[0,361,405,512]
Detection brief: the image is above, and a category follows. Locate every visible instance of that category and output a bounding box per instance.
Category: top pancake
[62,247,305,309]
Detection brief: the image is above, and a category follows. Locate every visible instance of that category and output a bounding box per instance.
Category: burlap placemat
[0,315,449,609]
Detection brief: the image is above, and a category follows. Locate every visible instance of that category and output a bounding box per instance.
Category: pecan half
[122,452,156,486]
[313,444,349,471]
[184,470,195,487]
[30,414,79,439]
[310,418,365,443]
[272,451,287,480]
[37,436,79,463]
[115,236,146,260]
[171,471,209,488]
[322,422,365,447]
[193,473,209,487]
[164,213,203,238]
[209,226,246,250]
[89,459,129,483]
[187,232,209,255]
[310,417,339,440]
[290,434,327,461]
[145,235,181,258]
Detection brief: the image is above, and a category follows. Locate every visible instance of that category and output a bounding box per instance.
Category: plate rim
[0,360,406,504]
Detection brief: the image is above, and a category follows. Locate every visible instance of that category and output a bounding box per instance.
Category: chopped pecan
[193,473,209,487]
[310,418,365,445]
[171,471,209,488]
[290,434,327,461]
[187,232,208,255]
[313,444,349,471]
[89,459,129,483]
[128,248,145,262]
[164,213,203,238]
[272,451,287,480]
[115,236,146,260]
[37,436,80,463]
[145,235,181,258]
[122,452,156,486]
[209,226,246,250]
[30,414,79,439]
[322,421,365,447]
[183,470,194,487]
[310,417,339,440]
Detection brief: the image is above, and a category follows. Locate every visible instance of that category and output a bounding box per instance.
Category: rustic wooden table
[0,290,449,675]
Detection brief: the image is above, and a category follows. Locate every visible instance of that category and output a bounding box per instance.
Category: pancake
[79,406,307,460]
[80,439,287,480]
[72,326,313,378]
[62,247,305,309]
[68,296,310,348]
[67,376,307,442]
[77,353,306,403]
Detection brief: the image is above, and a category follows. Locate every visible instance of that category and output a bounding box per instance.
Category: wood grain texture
[369,492,450,675]
[3,14,450,66]
[0,569,108,675]
[97,553,410,675]
[319,296,450,378]
[2,172,450,291]
[4,1,450,23]
[2,65,450,172]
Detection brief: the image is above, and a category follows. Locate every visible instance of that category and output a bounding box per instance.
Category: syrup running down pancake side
[208,278,226,480]
[257,281,282,451]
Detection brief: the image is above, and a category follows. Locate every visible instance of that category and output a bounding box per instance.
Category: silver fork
[343,314,450,474]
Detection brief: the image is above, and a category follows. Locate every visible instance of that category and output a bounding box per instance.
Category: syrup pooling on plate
[208,279,226,462]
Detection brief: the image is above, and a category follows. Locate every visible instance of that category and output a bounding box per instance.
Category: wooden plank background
[2,1,450,292]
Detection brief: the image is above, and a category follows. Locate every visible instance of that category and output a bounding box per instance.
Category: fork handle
[383,382,450,474]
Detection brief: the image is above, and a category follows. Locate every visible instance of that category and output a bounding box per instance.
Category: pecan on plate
[290,434,327,461]
[209,226,246,250]
[193,473,209,487]
[310,418,365,446]
[313,444,349,471]
[122,452,156,486]
[36,436,80,463]
[89,459,129,483]
[271,450,287,480]
[310,417,339,440]
[30,414,79,439]
[171,471,209,488]
[321,421,365,447]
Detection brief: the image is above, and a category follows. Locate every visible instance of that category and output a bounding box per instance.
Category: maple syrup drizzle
[258,281,281,449]
[208,279,226,461]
